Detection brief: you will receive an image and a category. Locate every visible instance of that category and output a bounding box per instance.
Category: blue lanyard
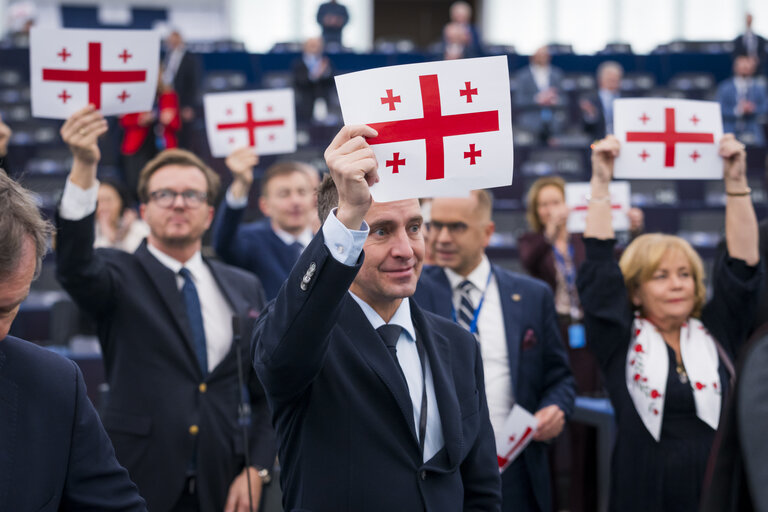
[451,271,493,335]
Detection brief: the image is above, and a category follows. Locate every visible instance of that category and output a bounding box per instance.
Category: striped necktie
[456,280,478,338]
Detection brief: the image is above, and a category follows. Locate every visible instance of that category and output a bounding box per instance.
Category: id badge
[568,323,586,349]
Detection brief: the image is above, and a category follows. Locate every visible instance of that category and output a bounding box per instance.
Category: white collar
[349,292,416,341]
[273,225,313,248]
[147,242,205,279]
[443,255,492,292]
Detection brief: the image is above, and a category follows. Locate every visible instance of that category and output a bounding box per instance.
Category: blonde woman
[577,134,761,511]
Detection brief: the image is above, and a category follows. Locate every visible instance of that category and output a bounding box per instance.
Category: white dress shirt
[444,256,514,437]
[322,209,446,461]
[59,179,235,373]
[530,64,551,91]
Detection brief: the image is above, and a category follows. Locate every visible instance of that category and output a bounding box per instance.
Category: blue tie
[179,268,208,376]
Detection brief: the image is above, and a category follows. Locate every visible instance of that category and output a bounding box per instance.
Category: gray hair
[0,170,53,279]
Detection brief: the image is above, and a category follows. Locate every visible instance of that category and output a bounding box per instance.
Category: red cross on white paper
[571,203,623,212]
[464,144,482,164]
[690,150,701,162]
[639,150,650,161]
[460,81,478,103]
[42,42,147,109]
[57,47,71,62]
[386,152,405,173]
[626,107,715,167]
[216,102,285,147]
[366,74,500,181]
[690,114,700,125]
[118,49,133,63]
[117,90,130,103]
[380,89,401,111]
[58,89,72,103]
[639,113,650,124]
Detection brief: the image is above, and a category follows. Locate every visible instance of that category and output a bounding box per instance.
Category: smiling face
[428,194,494,277]
[349,199,424,318]
[632,248,697,328]
[140,164,213,249]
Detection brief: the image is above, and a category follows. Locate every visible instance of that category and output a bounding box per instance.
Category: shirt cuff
[225,186,248,209]
[322,207,368,266]
[59,178,99,220]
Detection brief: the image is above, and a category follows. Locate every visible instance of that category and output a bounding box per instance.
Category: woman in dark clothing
[577,134,761,512]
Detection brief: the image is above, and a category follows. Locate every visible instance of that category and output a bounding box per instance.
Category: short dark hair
[137,149,220,205]
[260,161,315,197]
[0,170,53,279]
[317,173,338,223]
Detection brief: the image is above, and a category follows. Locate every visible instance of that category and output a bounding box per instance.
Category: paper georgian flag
[496,404,538,473]
[566,181,631,233]
[203,89,297,158]
[335,55,514,201]
[30,28,160,119]
[613,98,723,180]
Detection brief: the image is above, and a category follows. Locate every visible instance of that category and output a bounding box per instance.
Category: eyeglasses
[149,189,208,209]
[427,220,468,234]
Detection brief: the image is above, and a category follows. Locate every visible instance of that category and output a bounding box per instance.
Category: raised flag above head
[335,56,514,201]
[613,98,723,179]
[30,28,160,119]
[565,181,631,233]
[203,89,296,158]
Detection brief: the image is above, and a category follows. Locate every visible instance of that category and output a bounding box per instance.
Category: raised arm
[584,135,620,240]
[721,134,759,266]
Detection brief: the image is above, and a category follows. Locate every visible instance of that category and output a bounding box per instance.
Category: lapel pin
[512,293,521,302]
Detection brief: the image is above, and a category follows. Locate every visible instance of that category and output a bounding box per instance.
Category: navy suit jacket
[414,265,576,512]
[212,205,302,300]
[56,213,276,512]
[253,231,501,512]
[0,335,146,511]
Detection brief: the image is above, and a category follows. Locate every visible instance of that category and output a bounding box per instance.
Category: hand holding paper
[533,404,565,441]
[324,125,380,230]
[60,106,108,189]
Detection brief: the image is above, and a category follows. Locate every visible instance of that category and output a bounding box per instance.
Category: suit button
[189,425,199,435]
[198,383,207,393]
[420,470,427,481]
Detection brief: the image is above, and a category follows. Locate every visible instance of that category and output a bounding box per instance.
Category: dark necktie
[456,280,479,338]
[179,268,208,376]
[376,324,428,455]
[289,241,304,259]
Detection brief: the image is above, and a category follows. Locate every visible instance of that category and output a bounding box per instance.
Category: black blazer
[0,335,146,511]
[415,265,576,512]
[55,213,275,512]
[252,231,502,512]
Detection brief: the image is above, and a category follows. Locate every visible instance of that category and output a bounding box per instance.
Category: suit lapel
[0,344,18,505]
[343,295,420,448]
[494,265,522,392]
[411,304,462,469]
[134,243,202,378]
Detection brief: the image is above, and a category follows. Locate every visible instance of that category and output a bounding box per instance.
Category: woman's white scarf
[626,315,722,441]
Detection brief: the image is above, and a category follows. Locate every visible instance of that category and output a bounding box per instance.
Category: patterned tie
[179,268,208,376]
[456,280,478,338]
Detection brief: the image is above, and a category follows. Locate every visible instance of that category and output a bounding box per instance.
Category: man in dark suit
[733,13,767,69]
[0,167,146,511]
[212,147,317,300]
[253,125,502,511]
[581,60,624,139]
[56,106,275,512]
[292,36,336,124]
[414,191,575,512]
[513,45,567,144]
[316,0,349,46]
[717,54,768,146]
[163,29,200,150]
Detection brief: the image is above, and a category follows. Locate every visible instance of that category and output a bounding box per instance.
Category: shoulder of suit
[1,336,78,386]
[208,257,263,286]
[492,265,552,295]
[419,308,477,345]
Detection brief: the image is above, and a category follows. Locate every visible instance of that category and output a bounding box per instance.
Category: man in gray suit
[513,46,566,144]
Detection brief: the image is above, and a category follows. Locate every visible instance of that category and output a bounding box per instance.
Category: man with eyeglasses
[55,106,276,512]
[414,191,575,512]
